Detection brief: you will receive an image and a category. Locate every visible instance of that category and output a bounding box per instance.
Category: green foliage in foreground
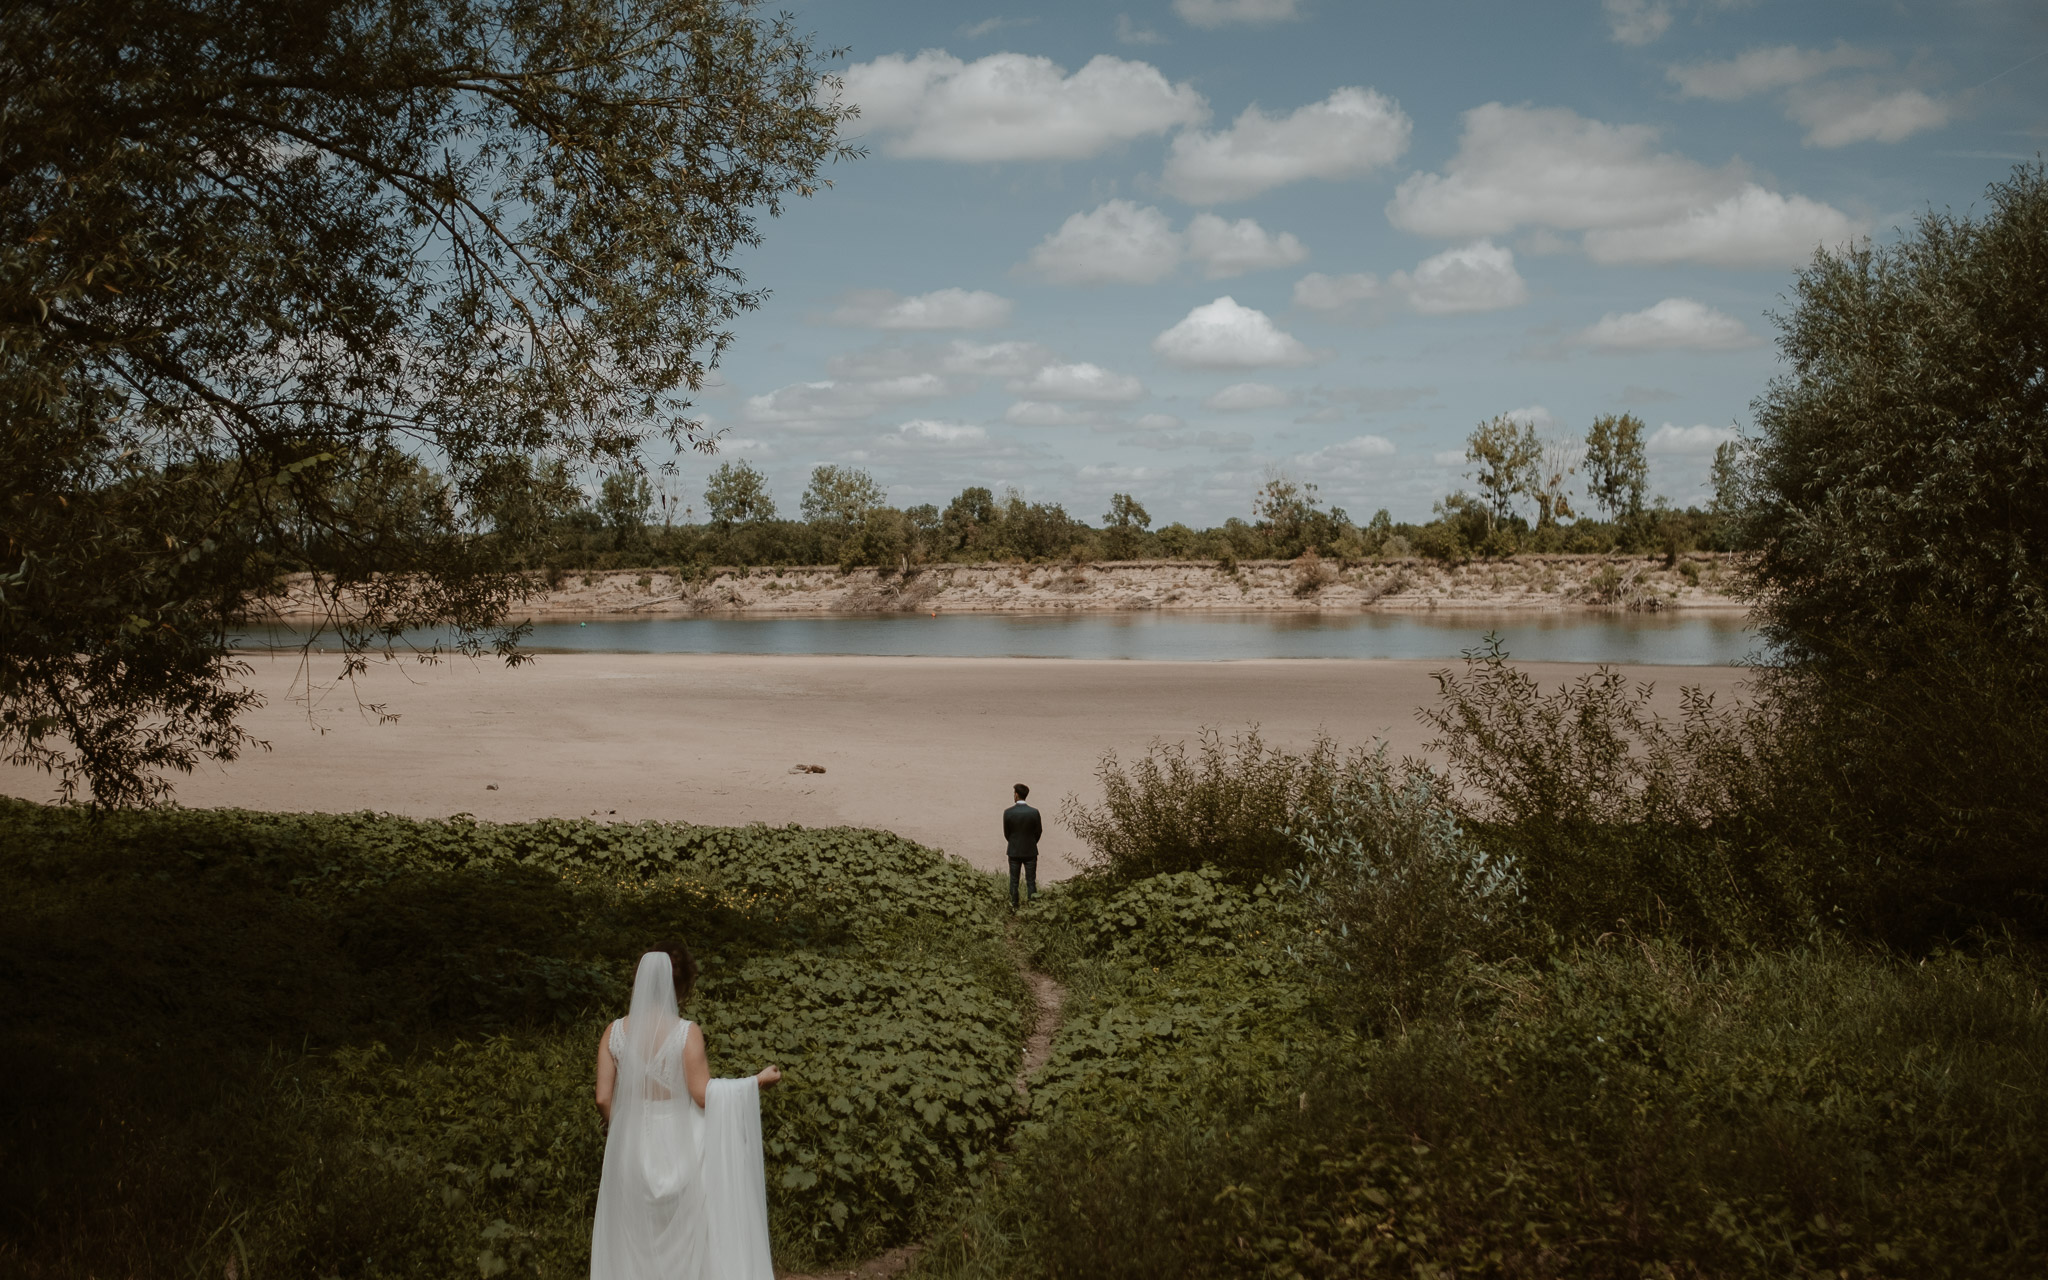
[928,873,2048,1279]
[0,802,1023,1278]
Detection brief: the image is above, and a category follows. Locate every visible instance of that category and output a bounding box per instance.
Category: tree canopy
[1744,161,2048,667]
[1,0,854,803]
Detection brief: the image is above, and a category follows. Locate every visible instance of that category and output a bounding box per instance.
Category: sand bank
[0,653,1752,877]
[255,555,1749,620]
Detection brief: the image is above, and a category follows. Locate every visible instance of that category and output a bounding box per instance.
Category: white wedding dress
[590,954,775,1280]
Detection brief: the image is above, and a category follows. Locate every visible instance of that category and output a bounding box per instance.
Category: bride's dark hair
[652,941,698,1002]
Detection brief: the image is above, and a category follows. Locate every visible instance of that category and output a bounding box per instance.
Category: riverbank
[0,653,1750,875]
[253,553,1748,620]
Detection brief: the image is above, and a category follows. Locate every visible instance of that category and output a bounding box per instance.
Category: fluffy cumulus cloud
[1024,200,1183,285]
[1667,43,1887,100]
[1185,214,1309,277]
[1162,87,1411,203]
[1024,203,1309,284]
[894,419,988,445]
[826,287,1013,330]
[1580,186,1862,267]
[1173,0,1301,27]
[1785,84,1954,147]
[1390,240,1529,314]
[829,339,1056,380]
[1577,298,1759,351]
[841,51,1205,161]
[1292,271,1381,315]
[1151,297,1316,369]
[1007,361,1146,402]
[1205,381,1294,411]
[1388,103,1865,268]
[1648,423,1740,455]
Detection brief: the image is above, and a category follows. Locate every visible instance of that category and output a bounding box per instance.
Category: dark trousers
[1008,857,1037,908]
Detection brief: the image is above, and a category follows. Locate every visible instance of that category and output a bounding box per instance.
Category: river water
[241,610,1760,666]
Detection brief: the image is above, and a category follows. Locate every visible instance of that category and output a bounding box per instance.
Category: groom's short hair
[1014,783,1029,800]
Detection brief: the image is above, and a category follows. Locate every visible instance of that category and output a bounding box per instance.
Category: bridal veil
[590,952,774,1280]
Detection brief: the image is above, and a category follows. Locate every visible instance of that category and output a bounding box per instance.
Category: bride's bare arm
[684,1023,711,1108]
[684,1028,782,1106]
[594,1022,617,1124]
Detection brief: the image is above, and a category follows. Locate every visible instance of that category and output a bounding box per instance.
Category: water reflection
[238,609,1761,666]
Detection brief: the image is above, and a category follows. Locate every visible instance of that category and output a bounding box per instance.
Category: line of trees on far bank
[538,411,1739,573]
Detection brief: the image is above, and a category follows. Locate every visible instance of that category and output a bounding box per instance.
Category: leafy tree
[800,465,886,528]
[0,0,854,804]
[1740,161,2048,941]
[597,470,653,549]
[1464,416,1541,533]
[1745,161,2048,663]
[1583,413,1649,523]
[703,460,777,527]
[941,486,999,557]
[1102,492,1152,560]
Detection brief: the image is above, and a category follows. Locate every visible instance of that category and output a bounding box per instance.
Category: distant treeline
[550,410,1735,572]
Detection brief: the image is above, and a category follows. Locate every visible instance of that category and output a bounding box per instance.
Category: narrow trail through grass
[778,921,1067,1280]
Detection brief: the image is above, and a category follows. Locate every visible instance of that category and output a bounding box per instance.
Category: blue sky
[680,0,2047,527]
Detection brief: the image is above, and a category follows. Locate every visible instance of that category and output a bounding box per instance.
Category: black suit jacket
[1003,802,1043,862]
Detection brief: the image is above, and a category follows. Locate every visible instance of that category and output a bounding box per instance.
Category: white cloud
[1024,200,1183,285]
[1115,13,1164,44]
[1301,434,1396,463]
[1667,43,1887,101]
[1173,0,1300,28]
[938,340,1056,377]
[1578,298,1759,351]
[1604,0,1672,46]
[1390,240,1529,314]
[841,50,1206,162]
[1389,103,1866,268]
[1786,84,1954,147]
[1135,412,1185,430]
[1648,423,1739,455]
[1005,400,1111,427]
[1205,381,1294,411]
[1007,361,1146,402]
[1503,405,1555,430]
[895,419,988,444]
[1292,271,1381,315]
[1581,185,1862,267]
[1162,87,1411,203]
[744,375,950,426]
[1185,214,1309,277]
[826,287,1013,330]
[1151,296,1317,369]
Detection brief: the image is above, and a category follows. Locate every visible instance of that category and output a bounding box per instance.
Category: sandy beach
[1,653,1752,877]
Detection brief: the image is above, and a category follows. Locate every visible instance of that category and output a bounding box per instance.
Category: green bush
[0,801,1022,1277]
[1060,727,1361,884]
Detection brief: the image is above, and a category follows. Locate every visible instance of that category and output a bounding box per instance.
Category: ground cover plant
[0,803,1023,1278]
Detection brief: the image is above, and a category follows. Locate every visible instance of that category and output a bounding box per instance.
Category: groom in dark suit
[1004,783,1042,909]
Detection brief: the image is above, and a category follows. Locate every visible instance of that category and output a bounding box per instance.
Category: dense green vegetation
[0,805,1022,1277]
[531,460,1733,578]
[923,662,2048,1279]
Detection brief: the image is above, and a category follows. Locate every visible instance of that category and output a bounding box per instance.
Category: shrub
[1421,637,1804,946]
[1060,727,1358,883]
[1289,749,1521,1030]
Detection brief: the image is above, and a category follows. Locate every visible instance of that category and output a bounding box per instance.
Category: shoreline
[252,554,1752,621]
[0,652,1753,876]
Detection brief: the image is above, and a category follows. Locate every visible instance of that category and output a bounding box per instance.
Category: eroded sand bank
[1,653,1752,877]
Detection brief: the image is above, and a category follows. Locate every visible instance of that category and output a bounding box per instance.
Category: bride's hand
[756,1065,782,1089]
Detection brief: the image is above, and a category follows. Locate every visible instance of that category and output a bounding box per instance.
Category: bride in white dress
[591,946,782,1280]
